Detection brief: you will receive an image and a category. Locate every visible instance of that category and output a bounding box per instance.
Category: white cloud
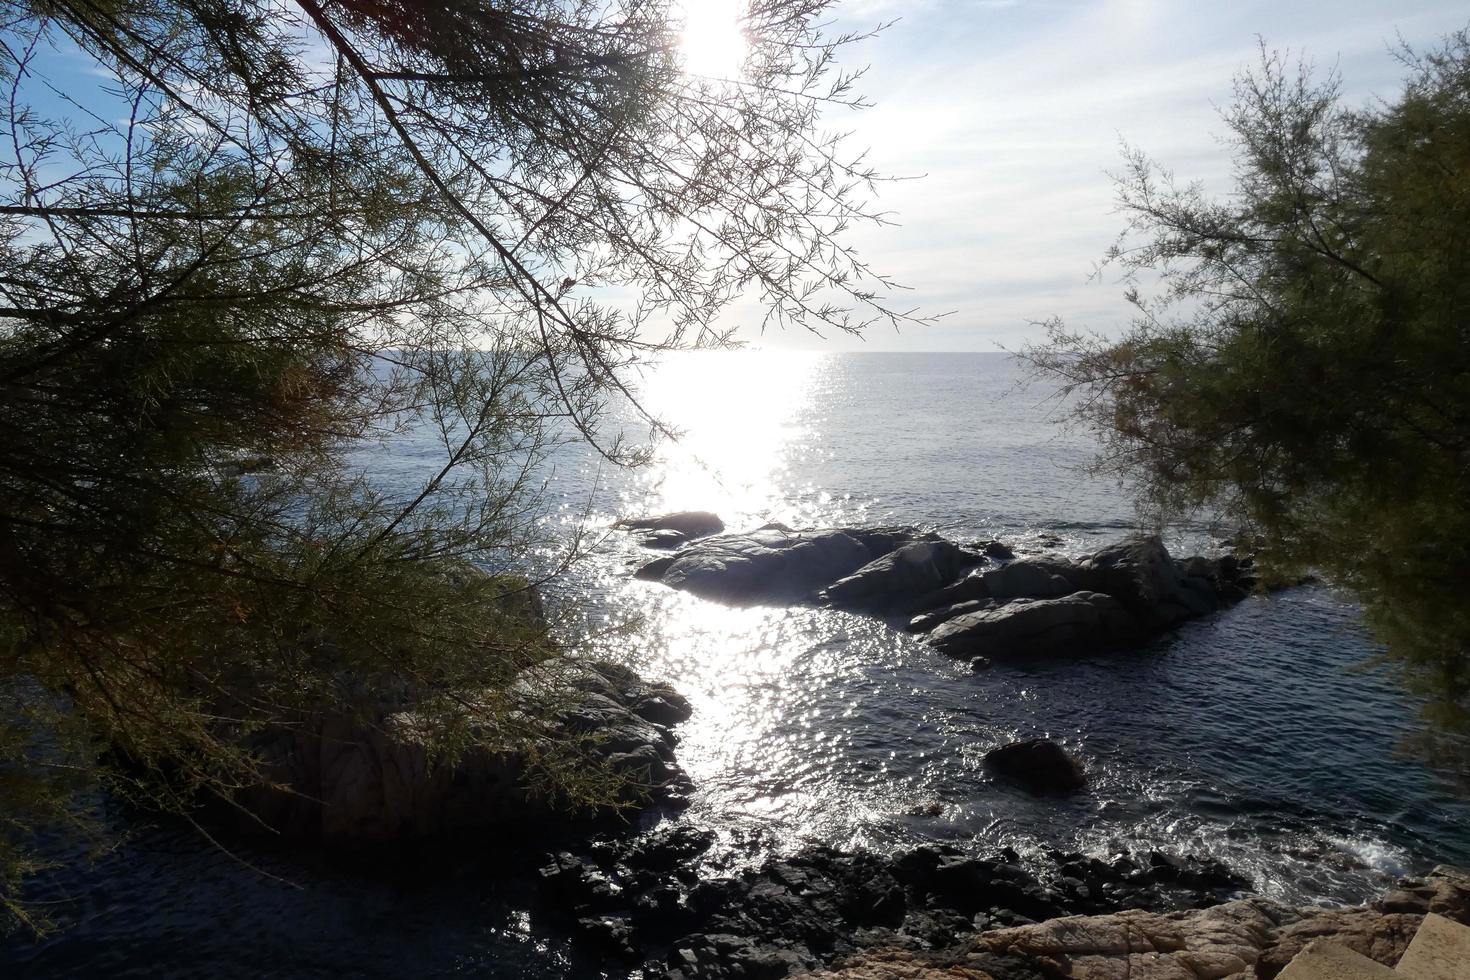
[734,0,1470,351]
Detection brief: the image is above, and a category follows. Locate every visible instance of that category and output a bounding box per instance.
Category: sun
[677,0,747,80]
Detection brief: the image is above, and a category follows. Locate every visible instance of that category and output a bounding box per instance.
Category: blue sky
[740,0,1470,351]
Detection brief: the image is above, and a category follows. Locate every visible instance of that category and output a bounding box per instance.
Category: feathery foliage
[1027,30,1470,771]
[0,0,913,929]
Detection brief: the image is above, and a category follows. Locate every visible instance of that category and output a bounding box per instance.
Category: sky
[735,0,1470,352]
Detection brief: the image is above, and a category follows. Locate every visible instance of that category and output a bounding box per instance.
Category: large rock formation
[920,536,1254,662]
[235,660,693,844]
[634,523,1254,660]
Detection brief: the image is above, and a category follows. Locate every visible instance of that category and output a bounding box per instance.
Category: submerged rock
[983,738,1087,795]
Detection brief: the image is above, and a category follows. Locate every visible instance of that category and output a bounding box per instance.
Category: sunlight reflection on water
[551,352,1470,902]
[622,350,830,527]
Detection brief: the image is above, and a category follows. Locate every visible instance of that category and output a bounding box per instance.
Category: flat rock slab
[1386,912,1470,980]
[635,527,927,606]
[927,591,1139,659]
[1276,940,1399,980]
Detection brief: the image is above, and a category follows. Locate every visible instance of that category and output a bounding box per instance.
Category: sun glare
[677,0,747,80]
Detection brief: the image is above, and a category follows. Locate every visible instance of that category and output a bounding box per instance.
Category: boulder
[927,592,1139,659]
[634,526,929,606]
[1071,535,1222,630]
[819,540,977,614]
[980,558,1080,600]
[983,738,1087,795]
[615,511,725,539]
[235,661,692,844]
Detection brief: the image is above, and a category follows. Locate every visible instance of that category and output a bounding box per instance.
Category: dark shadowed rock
[927,591,1139,659]
[634,526,931,606]
[616,511,726,539]
[907,599,998,634]
[236,661,693,844]
[1070,534,1222,629]
[819,540,977,613]
[983,738,1087,795]
[640,529,689,549]
[634,554,679,581]
[980,558,1079,600]
[904,570,991,616]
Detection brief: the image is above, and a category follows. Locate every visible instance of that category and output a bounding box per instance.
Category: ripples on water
[7,352,1469,977]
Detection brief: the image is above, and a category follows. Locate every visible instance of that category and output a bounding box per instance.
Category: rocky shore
[190,514,1458,980]
[531,825,1470,979]
[813,864,1470,980]
[537,827,1249,978]
[233,659,695,843]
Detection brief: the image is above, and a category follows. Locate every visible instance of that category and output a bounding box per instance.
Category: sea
[6,351,1470,978]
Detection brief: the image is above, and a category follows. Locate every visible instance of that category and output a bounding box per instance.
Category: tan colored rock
[972,899,1285,979]
[1274,939,1399,980]
[1257,908,1421,977]
[1394,912,1470,980]
[812,949,994,979]
[811,867,1470,980]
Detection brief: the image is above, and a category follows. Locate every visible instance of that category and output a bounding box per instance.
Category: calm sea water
[7,351,1470,978]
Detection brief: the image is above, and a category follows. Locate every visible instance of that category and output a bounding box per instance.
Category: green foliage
[0,0,911,929]
[1027,31,1470,768]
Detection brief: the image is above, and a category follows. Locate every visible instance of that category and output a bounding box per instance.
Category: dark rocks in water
[927,591,1139,659]
[642,529,690,549]
[907,599,997,634]
[979,558,1077,601]
[636,553,680,581]
[617,511,726,539]
[634,526,934,607]
[1070,534,1227,630]
[235,661,693,844]
[634,523,1255,662]
[903,571,991,617]
[535,832,1250,978]
[983,738,1087,795]
[819,540,978,614]
[971,539,1015,561]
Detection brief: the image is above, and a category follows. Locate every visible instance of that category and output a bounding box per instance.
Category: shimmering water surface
[7,352,1470,978]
